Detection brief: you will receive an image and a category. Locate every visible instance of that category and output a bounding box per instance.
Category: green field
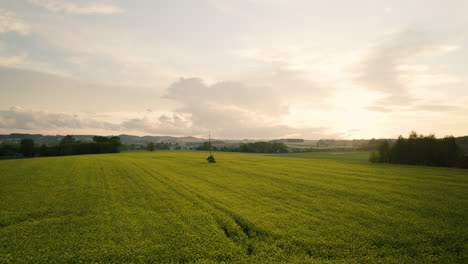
[1,152,467,263]
[268,151,371,163]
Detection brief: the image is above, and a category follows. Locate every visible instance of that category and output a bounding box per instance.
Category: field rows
[0,151,467,263]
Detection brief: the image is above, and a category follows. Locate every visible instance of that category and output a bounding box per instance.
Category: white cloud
[0,53,72,77]
[29,0,124,15]
[235,45,354,84]
[0,105,332,139]
[158,77,332,138]
[121,114,197,136]
[0,72,336,139]
[67,56,89,65]
[29,18,190,86]
[354,28,461,107]
[0,106,119,131]
[0,9,31,35]
[164,77,287,116]
[0,54,71,77]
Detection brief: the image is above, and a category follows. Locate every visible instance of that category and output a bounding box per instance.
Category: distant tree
[0,143,19,157]
[147,142,155,152]
[439,136,461,167]
[317,139,325,147]
[197,141,217,151]
[92,136,108,143]
[60,135,76,145]
[108,136,122,153]
[20,138,35,157]
[374,131,465,168]
[38,144,48,156]
[363,138,389,151]
[378,140,391,162]
[155,142,172,150]
[390,135,406,163]
[235,141,288,153]
[286,139,304,143]
[58,135,76,155]
[92,136,122,153]
[2,135,124,158]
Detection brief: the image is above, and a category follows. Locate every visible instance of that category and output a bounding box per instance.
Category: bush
[207,155,216,163]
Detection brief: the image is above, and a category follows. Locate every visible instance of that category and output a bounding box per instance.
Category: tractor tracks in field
[124,158,349,259]
[126,159,329,258]
[126,160,273,256]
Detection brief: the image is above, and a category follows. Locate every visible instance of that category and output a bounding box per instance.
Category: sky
[0,0,467,139]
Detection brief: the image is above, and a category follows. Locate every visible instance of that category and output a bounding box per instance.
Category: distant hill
[0,133,206,147]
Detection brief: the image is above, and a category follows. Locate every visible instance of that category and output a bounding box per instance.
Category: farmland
[268,151,371,163]
[0,151,467,263]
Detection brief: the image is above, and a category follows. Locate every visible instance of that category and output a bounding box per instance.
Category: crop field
[268,151,371,163]
[0,151,467,263]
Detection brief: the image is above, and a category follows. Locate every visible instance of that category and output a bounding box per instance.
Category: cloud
[29,0,124,14]
[0,68,167,113]
[121,114,196,136]
[0,106,119,131]
[354,29,460,106]
[158,77,331,138]
[1,107,191,136]
[0,74,334,139]
[28,17,187,86]
[374,95,417,107]
[410,104,461,112]
[161,77,292,137]
[0,105,309,138]
[0,9,31,35]
[164,77,287,116]
[235,45,352,85]
[366,102,463,113]
[0,54,71,77]
[119,110,330,139]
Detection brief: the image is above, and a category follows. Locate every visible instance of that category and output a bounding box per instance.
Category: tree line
[369,132,468,168]
[0,135,122,158]
[236,141,288,153]
[191,141,289,153]
[145,142,175,151]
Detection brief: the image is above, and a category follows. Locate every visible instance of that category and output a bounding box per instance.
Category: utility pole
[209,131,212,156]
[206,131,216,163]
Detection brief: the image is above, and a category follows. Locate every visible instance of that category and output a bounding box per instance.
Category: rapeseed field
[0,151,466,263]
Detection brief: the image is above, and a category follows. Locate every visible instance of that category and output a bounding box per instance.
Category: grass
[268,151,371,163]
[0,151,467,263]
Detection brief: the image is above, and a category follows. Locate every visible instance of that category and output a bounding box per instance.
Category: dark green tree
[198,141,216,151]
[376,131,465,168]
[147,142,155,152]
[20,138,35,157]
[369,151,380,163]
[60,135,76,145]
[92,136,108,143]
[378,140,391,162]
[0,143,19,156]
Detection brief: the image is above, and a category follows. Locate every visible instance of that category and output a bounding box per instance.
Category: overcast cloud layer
[0,0,467,139]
